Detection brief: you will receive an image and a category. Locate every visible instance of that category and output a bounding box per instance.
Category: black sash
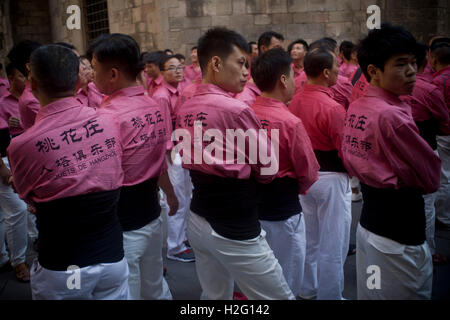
[315,150,347,173]
[360,183,425,246]
[258,177,301,221]
[415,119,438,150]
[0,128,11,157]
[35,189,124,271]
[117,177,161,232]
[190,170,260,241]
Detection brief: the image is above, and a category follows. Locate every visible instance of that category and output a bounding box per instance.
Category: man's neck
[307,77,329,88]
[261,91,287,104]
[9,87,22,99]
[435,64,450,72]
[293,60,303,70]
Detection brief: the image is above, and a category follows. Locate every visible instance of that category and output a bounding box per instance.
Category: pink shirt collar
[365,85,405,106]
[35,97,80,123]
[194,83,235,99]
[254,95,287,110]
[102,85,145,104]
[433,65,450,77]
[162,80,179,95]
[302,83,334,98]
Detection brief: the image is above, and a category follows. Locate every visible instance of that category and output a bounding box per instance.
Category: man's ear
[323,68,330,80]
[30,75,38,92]
[25,63,31,81]
[280,74,288,89]
[110,68,119,83]
[429,55,438,71]
[211,56,222,73]
[367,64,379,81]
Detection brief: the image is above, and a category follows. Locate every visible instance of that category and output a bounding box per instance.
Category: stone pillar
[48,0,88,54]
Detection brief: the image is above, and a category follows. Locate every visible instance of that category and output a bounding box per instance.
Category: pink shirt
[290,84,346,155]
[422,63,435,83]
[174,79,201,116]
[19,83,40,130]
[7,97,124,203]
[294,71,352,109]
[152,80,180,118]
[251,96,319,194]
[350,72,370,103]
[99,86,172,186]
[0,91,24,135]
[342,86,441,194]
[292,63,303,78]
[0,78,9,98]
[184,64,202,83]
[147,75,164,97]
[339,62,358,79]
[432,65,450,110]
[401,74,449,134]
[76,82,105,110]
[174,83,275,183]
[235,81,261,107]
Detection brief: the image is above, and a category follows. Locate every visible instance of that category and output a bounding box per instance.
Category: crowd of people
[0,22,448,300]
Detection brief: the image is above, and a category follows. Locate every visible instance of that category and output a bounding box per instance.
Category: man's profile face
[215,45,249,94]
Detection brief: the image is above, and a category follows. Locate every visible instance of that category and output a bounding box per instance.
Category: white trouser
[299,172,352,300]
[0,157,36,267]
[123,217,173,300]
[30,258,130,300]
[260,214,306,297]
[165,153,192,256]
[424,192,437,255]
[188,211,295,300]
[0,207,8,266]
[436,135,450,227]
[356,224,432,300]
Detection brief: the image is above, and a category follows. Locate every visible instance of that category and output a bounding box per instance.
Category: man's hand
[166,193,179,216]
[158,171,179,216]
[8,117,21,128]
[27,204,36,214]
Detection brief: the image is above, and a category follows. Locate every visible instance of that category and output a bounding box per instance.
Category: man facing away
[8,45,129,299]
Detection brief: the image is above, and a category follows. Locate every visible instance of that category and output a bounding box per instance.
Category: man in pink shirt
[143,51,165,97]
[0,64,25,136]
[288,39,309,78]
[401,42,449,265]
[258,31,285,55]
[184,47,202,83]
[251,48,319,298]
[90,34,177,300]
[8,45,129,299]
[339,41,359,79]
[0,71,9,98]
[290,48,351,300]
[429,39,450,237]
[0,47,41,283]
[8,41,42,131]
[175,27,294,300]
[153,55,194,263]
[343,24,441,300]
[294,39,352,110]
[76,58,104,109]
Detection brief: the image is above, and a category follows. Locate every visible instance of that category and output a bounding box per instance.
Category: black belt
[359,183,425,245]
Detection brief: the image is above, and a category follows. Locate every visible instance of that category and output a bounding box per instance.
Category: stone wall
[9,0,52,44]
[0,0,449,66]
[108,0,449,63]
[163,0,370,60]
